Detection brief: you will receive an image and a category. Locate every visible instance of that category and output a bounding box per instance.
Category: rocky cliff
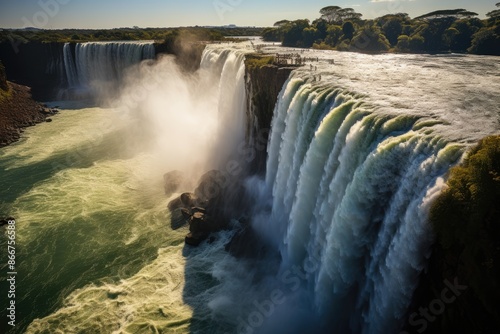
[244,54,297,174]
[0,41,65,100]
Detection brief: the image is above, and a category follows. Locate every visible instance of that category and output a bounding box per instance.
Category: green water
[0,104,198,333]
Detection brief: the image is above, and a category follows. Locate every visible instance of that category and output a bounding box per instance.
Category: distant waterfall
[62,41,155,88]
[253,74,464,333]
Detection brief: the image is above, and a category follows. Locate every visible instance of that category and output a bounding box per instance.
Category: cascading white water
[4,42,499,334]
[239,49,500,334]
[248,71,477,332]
[12,43,251,334]
[200,47,248,166]
[62,41,155,89]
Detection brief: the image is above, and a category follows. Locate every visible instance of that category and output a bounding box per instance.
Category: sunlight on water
[1,41,499,334]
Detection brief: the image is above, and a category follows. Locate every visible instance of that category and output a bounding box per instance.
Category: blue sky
[0,0,496,29]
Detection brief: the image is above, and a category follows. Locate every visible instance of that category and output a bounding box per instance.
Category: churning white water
[243,47,500,333]
[0,42,250,333]
[1,42,499,334]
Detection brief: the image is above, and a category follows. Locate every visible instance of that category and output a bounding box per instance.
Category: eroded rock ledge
[166,170,246,247]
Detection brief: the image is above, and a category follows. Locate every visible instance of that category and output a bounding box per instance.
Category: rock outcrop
[244,54,296,174]
[167,170,244,246]
[0,71,58,147]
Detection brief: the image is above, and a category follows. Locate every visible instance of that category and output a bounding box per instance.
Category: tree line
[0,26,265,44]
[262,4,500,55]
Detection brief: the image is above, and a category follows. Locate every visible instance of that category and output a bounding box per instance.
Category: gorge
[0,40,499,334]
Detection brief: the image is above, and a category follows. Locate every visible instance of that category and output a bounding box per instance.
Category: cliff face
[0,60,7,91]
[244,54,296,174]
[0,41,65,100]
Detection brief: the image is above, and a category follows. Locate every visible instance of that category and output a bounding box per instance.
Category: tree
[319,6,362,24]
[418,17,456,52]
[337,8,362,21]
[262,27,282,42]
[415,9,478,20]
[325,25,343,46]
[408,35,425,51]
[274,20,290,27]
[302,27,320,47]
[468,26,500,55]
[282,19,310,47]
[486,9,500,19]
[382,18,403,46]
[443,27,459,49]
[449,19,482,51]
[312,19,329,40]
[320,6,342,23]
[350,25,390,53]
[342,21,355,40]
[396,35,410,52]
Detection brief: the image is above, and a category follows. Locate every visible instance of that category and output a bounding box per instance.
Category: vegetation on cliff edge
[0,60,10,100]
[421,135,500,332]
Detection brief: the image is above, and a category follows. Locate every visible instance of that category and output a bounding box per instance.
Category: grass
[244,54,275,69]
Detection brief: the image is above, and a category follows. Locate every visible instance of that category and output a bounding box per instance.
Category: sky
[0,0,496,29]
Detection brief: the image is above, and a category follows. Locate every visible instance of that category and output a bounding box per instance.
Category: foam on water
[2,42,499,334]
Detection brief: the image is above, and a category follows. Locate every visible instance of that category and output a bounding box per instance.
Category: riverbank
[0,82,57,147]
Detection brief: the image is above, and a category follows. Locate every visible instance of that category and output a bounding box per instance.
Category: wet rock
[191,207,206,214]
[180,192,198,207]
[194,170,226,201]
[45,118,52,122]
[189,212,208,233]
[181,208,192,219]
[185,232,206,246]
[170,208,189,230]
[167,197,183,211]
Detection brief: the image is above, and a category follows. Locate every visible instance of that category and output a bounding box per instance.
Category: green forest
[1,4,499,56]
[0,26,264,44]
[262,4,500,55]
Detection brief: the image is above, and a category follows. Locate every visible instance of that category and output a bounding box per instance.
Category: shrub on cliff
[427,135,500,331]
[244,54,275,69]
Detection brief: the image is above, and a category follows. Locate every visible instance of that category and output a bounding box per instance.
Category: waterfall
[62,41,155,89]
[199,46,248,168]
[251,72,465,333]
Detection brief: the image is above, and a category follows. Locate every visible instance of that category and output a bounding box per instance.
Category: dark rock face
[167,197,183,212]
[245,60,295,175]
[0,41,65,100]
[225,224,268,259]
[180,192,199,208]
[167,169,247,246]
